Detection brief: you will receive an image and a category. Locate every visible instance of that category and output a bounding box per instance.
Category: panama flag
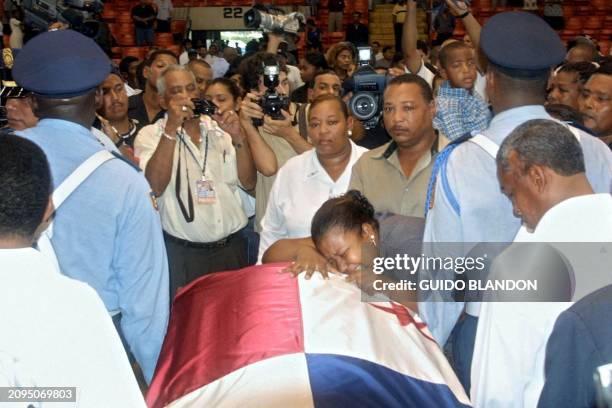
[146,263,471,408]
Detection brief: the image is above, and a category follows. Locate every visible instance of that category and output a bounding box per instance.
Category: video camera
[252,63,290,127]
[342,47,390,130]
[21,0,103,38]
[243,7,305,35]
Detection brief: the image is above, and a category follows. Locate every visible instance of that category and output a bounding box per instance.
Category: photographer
[238,51,312,231]
[134,65,256,297]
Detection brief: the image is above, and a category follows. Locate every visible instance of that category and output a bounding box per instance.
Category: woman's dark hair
[304,51,329,71]
[311,190,379,247]
[308,94,349,120]
[237,52,288,92]
[208,77,244,100]
[119,56,139,76]
[136,61,146,90]
[326,42,356,69]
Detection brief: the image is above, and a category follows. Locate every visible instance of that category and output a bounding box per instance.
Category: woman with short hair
[257,95,368,261]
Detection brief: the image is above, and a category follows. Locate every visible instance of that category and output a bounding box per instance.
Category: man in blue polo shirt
[12,29,169,384]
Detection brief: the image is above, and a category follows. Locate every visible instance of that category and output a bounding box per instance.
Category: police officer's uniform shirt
[0,248,146,408]
[421,105,612,346]
[258,140,367,261]
[348,135,449,217]
[135,115,247,243]
[17,119,170,384]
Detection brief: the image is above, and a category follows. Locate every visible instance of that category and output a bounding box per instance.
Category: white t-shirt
[474,71,487,102]
[0,248,145,408]
[286,64,305,93]
[204,55,230,79]
[179,50,189,66]
[405,59,435,88]
[154,0,173,20]
[258,141,368,262]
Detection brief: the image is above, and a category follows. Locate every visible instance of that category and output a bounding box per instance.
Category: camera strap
[175,135,195,223]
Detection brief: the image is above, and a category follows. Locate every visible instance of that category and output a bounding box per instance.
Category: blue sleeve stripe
[440,150,461,215]
[424,133,474,218]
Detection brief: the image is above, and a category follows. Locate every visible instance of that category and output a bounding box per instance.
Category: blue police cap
[13,30,110,98]
[481,12,565,77]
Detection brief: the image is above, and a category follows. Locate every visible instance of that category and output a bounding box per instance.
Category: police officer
[421,11,612,391]
[13,29,169,384]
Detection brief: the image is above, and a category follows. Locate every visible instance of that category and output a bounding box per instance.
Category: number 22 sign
[223,7,244,19]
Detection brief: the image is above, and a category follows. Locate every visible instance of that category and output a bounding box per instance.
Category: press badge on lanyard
[197,179,216,204]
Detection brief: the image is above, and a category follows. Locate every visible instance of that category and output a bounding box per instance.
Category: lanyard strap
[175,139,195,223]
[179,124,210,178]
[174,124,210,223]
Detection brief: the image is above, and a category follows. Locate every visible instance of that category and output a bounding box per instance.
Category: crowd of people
[1,0,612,406]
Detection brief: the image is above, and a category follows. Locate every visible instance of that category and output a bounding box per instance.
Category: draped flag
[146,263,471,408]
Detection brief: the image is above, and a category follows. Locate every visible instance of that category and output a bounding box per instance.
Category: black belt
[163,230,241,249]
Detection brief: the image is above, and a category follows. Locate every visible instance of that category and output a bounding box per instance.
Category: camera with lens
[244,7,305,35]
[252,63,290,127]
[342,47,390,130]
[192,98,217,117]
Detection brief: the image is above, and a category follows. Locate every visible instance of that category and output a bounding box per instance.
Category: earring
[369,234,376,247]
[348,130,353,137]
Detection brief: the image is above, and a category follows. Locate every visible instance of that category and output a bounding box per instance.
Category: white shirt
[155,0,173,20]
[405,59,435,88]
[471,194,612,408]
[474,71,487,102]
[125,83,142,97]
[286,64,304,93]
[0,248,145,408]
[135,115,247,242]
[204,55,230,79]
[258,141,368,262]
[238,188,256,218]
[179,50,189,66]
